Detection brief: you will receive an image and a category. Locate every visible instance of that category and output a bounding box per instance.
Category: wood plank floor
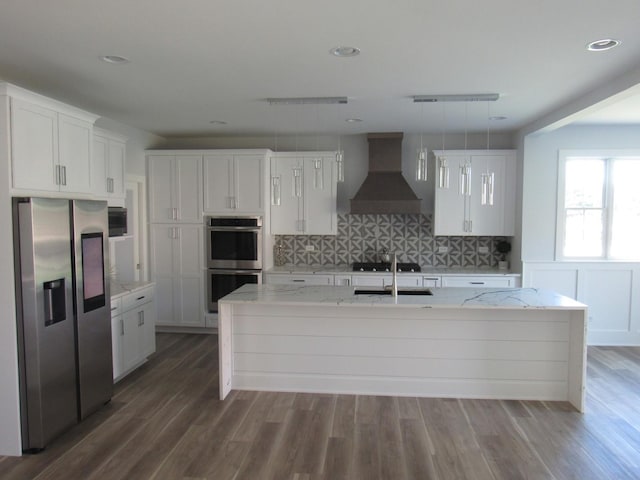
[1,334,640,479]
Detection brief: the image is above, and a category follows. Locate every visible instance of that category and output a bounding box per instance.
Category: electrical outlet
[438,246,448,254]
[305,245,315,252]
[478,246,489,254]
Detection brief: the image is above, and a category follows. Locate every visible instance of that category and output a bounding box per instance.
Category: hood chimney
[350,132,422,214]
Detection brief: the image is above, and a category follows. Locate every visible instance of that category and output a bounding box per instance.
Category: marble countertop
[220,284,586,310]
[267,265,520,276]
[110,280,155,299]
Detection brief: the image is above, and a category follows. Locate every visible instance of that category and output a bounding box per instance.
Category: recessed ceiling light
[489,116,507,121]
[100,55,130,64]
[346,118,363,123]
[586,39,621,51]
[209,120,227,125]
[330,46,361,57]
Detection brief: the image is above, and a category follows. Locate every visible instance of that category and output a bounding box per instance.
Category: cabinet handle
[61,166,67,186]
[120,318,124,336]
[138,310,144,326]
[292,279,306,283]
[136,296,145,300]
[55,165,61,185]
[470,281,485,285]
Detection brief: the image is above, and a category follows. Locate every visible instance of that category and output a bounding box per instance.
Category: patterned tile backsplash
[275,213,510,268]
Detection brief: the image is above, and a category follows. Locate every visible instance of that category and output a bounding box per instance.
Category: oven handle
[207,226,262,232]
[209,269,262,275]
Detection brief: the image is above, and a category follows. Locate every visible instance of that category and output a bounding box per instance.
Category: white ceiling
[1,0,639,137]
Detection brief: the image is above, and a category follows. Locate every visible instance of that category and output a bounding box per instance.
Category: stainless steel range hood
[350,132,422,214]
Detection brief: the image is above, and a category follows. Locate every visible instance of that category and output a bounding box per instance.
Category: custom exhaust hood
[350,132,422,214]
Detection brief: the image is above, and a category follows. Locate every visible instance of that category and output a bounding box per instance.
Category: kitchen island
[218,284,587,411]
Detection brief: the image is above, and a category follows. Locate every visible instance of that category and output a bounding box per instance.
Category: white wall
[0,95,22,456]
[521,124,640,261]
[162,132,514,214]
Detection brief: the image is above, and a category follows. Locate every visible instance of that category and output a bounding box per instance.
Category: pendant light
[481,102,495,206]
[271,128,281,206]
[416,102,428,182]
[437,102,450,189]
[335,136,345,183]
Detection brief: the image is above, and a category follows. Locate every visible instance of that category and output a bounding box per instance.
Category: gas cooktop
[352,262,421,273]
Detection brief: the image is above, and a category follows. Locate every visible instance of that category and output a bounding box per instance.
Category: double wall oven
[206,216,262,313]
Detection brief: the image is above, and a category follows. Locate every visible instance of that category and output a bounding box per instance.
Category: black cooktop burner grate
[352,262,421,272]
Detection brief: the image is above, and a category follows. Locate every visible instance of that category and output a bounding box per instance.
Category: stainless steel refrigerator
[13,197,113,452]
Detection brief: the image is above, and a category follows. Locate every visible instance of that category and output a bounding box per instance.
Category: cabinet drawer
[122,286,155,311]
[110,297,122,317]
[267,274,333,286]
[422,276,442,288]
[441,276,514,288]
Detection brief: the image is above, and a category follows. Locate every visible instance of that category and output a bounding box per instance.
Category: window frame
[556,149,640,261]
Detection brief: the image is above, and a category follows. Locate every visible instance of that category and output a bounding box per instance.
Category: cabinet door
[270,157,302,234]
[304,157,337,235]
[138,301,156,358]
[10,99,58,191]
[235,155,263,212]
[175,155,203,222]
[468,154,507,236]
[148,155,176,222]
[92,134,109,197]
[122,308,142,371]
[150,225,176,326]
[203,155,234,212]
[433,155,467,236]
[58,113,92,194]
[111,314,124,380]
[108,140,126,200]
[174,224,205,327]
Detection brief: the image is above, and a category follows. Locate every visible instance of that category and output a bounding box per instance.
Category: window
[557,151,640,260]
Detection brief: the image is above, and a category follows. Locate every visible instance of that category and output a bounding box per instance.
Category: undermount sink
[354,288,433,296]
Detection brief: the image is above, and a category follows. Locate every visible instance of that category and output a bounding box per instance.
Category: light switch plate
[438,246,448,254]
[305,245,315,252]
[478,246,489,254]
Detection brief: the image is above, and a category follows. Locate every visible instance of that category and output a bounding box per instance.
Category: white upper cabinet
[9,92,98,195]
[92,127,126,206]
[203,152,266,214]
[148,154,203,223]
[432,149,516,236]
[270,152,337,235]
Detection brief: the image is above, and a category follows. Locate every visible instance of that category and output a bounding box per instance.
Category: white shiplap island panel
[218,285,587,411]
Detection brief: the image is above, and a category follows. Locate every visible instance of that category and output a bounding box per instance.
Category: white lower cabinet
[111,285,156,382]
[440,275,516,288]
[151,224,205,328]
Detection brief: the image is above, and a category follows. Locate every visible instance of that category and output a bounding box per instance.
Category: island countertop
[220,284,586,310]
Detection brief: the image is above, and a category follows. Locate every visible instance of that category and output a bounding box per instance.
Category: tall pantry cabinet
[148,153,205,328]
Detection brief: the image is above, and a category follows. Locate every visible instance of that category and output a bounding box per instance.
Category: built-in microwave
[108,207,127,237]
